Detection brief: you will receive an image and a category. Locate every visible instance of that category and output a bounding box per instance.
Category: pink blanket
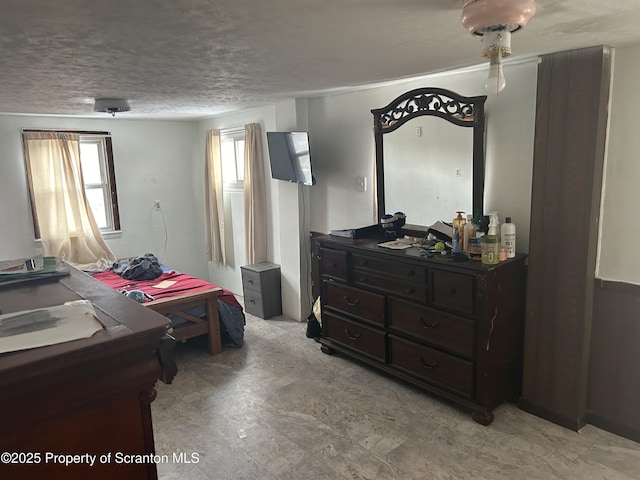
[91,269,242,309]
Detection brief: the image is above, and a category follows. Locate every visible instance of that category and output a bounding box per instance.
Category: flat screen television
[266,131,315,185]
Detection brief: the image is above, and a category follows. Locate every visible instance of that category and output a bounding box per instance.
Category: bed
[90,264,245,360]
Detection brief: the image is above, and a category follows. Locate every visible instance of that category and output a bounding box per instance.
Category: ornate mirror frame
[372,87,487,225]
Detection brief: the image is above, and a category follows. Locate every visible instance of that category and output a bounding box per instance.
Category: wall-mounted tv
[266,131,315,186]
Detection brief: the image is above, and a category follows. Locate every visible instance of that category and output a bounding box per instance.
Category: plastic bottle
[489,211,500,234]
[481,212,500,265]
[452,226,461,254]
[464,212,479,253]
[452,211,467,251]
[501,216,516,259]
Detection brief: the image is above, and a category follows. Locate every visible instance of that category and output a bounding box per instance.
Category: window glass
[221,138,237,184]
[79,141,103,184]
[220,130,245,188]
[236,139,245,182]
[85,187,108,228]
[78,136,114,230]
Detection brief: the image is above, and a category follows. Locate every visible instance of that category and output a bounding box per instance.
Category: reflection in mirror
[372,87,487,229]
[384,116,473,226]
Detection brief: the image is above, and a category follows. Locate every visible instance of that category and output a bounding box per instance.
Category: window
[78,135,119,230]
[220,128,245,190]
[23,130,120,237]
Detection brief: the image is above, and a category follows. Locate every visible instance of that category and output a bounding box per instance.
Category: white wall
[308,59,539,254]
[0,115,206,277]
[197,102,315,320]
[196,106,278,297]
[598,45,640,285]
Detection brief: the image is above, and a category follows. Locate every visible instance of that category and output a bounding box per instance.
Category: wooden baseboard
[518,398,587,432]
[587,412,640,443]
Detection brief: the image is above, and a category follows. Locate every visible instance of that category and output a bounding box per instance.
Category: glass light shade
[461,0,536,35]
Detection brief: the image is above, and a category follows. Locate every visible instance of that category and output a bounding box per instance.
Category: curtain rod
[21,128,112,137]
[220,126,245,136]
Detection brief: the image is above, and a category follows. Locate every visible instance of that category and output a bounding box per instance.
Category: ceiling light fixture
[461,0,536,94]
[94,98,130,116]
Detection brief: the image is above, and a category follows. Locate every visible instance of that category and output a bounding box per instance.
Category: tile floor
[152,312,640,480]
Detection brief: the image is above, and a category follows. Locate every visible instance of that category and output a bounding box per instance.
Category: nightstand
[240,262,282,319]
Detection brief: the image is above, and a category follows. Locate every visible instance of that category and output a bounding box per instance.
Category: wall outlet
[153,200,161,211]
[357,176,367,192]
[455,168,462,177]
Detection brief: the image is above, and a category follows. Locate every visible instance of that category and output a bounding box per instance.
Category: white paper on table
[377,240,413,249]
[0,301,103,354]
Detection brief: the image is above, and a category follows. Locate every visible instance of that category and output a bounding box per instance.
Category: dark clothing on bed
[113,253,163,281]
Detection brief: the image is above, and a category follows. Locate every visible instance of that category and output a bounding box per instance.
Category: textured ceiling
[1,0,639,119]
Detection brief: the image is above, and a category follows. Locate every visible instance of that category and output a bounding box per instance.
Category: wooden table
[0,263,171,479]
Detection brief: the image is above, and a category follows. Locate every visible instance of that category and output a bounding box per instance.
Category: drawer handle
[406,287,415,295]
[359,276,369,283]
[345,329,361,341]
[418,356,438,369]
[359,260,368,266]
[407,270,415,277]
[329,262,337,267]
[249,299,255,304]
[344,296,360,307]
[420,318,440,329]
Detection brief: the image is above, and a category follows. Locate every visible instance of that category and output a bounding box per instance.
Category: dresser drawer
[319,248,348,281]
[389,335,474,397]
[431,269,475,315]
[324,281,385,326]
[353,270,427,303]
[352,254,426,282]
[388,298,475,358]
[324,312,386,362]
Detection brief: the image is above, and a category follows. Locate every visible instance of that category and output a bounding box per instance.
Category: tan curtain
[243,123,268,264]
[204,129,226,264]
[23,132,116,270]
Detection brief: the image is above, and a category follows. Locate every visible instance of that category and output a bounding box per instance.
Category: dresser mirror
[372,87,487,228]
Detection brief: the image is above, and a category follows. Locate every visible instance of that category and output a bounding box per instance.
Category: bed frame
[144,287,223,384]
[144,287,223,354]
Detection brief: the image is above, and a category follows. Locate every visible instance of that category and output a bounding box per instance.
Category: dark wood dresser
[316,234,527,425]
[0,263,170,479]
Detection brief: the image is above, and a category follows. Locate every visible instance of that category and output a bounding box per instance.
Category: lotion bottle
[463,213,478,253]
[452,211,467,251]
[501,216,516,258]
[481,212,500,265]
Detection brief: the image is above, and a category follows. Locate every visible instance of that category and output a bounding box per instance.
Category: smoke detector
[94,98,131,116]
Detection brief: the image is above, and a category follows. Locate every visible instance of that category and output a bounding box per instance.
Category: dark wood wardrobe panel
[589,280,640,442]
[519,46,612,430]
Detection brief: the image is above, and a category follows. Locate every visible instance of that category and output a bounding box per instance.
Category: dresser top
[316,234,526,273]
[0,263,170,378]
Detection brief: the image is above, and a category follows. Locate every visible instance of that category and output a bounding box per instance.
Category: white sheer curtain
[23,131,116,270]
[204,129,227,264]
[243,123,268,264]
